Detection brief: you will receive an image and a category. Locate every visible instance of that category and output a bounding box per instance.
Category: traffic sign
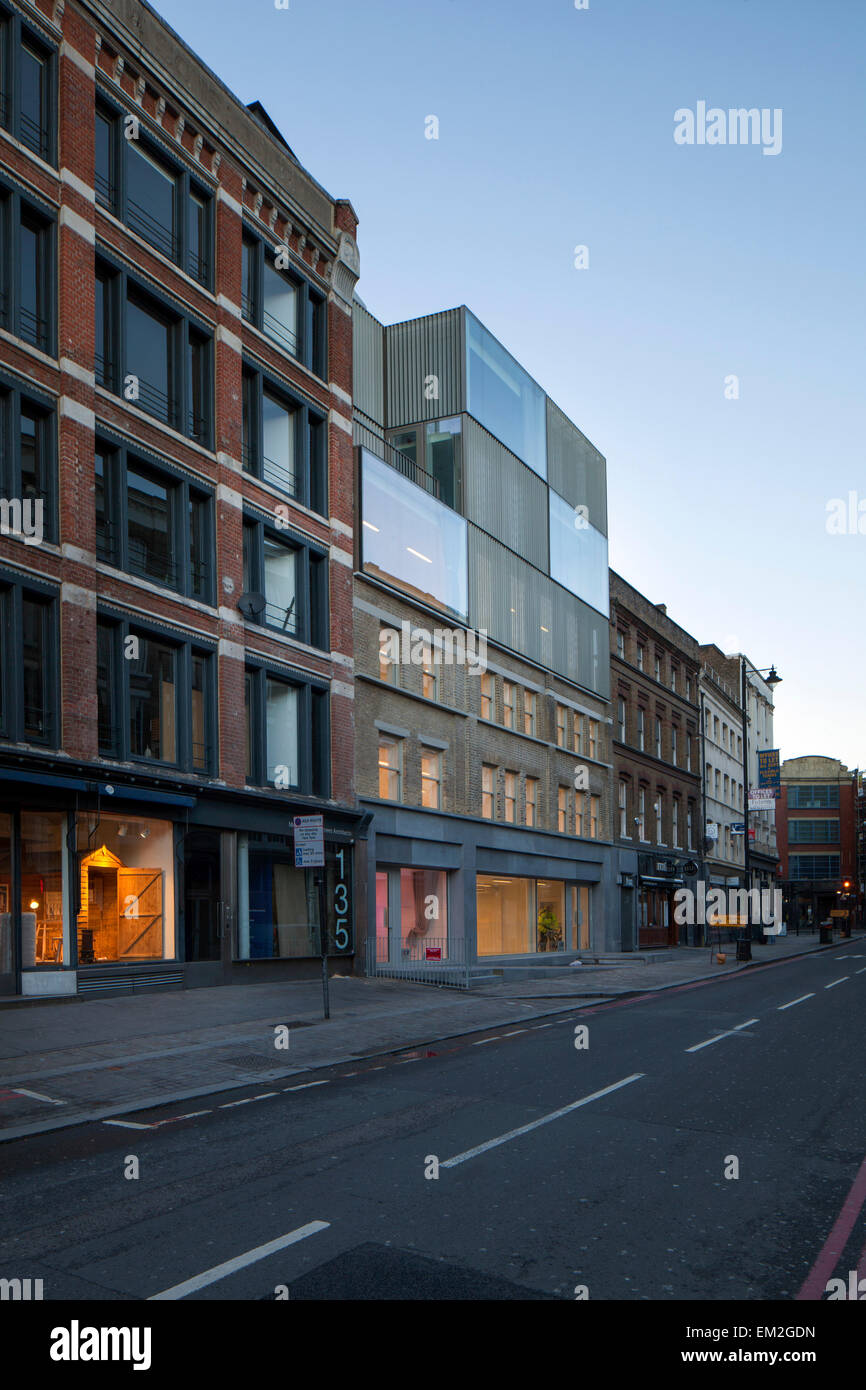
[293,814,324,868]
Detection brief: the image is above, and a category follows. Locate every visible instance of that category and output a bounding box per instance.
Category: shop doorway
[78,845,164,963]
[638,886,676,948]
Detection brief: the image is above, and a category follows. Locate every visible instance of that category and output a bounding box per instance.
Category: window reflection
[466,311,546,478]
[548,489,609,617]
[361,450,468,619]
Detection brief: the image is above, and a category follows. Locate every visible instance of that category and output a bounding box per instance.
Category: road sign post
[294,815,328,1020]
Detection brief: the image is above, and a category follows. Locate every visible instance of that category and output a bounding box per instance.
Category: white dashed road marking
[825,978,848,989]
[12,1088,65,1105]
[686,1018,759,1053]
[148,1221,330,1300]
[441,1073,645,1169]
[778,994,815,1011]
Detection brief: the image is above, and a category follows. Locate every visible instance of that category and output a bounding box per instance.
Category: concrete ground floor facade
[359,800,619,974]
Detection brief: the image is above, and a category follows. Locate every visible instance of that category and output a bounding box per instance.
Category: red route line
[797,1148,866,1300]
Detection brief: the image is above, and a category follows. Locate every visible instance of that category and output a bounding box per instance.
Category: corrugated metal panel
[546,398,608,535]
[469,526,610,697]
[385,308,464,426]
[462,416,548,570]
[353,301,385,427]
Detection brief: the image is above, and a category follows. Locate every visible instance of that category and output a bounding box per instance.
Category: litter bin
[819,920,833,945]
[840,919,852,939]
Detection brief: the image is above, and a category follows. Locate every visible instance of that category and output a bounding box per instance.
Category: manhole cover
[219,1053,282,1070]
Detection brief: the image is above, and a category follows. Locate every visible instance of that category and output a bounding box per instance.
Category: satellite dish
[238,592,266,619]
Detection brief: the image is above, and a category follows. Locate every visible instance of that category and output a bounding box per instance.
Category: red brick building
[0,0,362,996]
[777,756,859,929]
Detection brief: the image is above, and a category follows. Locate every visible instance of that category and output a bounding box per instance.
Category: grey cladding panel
[386,310,463,426]
[353,303,385,426]
[547,398,608,535]
[469,527,610,697]
[463,417,549,571]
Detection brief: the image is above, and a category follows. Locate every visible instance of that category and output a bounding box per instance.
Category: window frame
[242,508,329,650]
[95,91,214,289]
[96,611,217,774]
[95,432,215,603]
[0,373,57,543]
[0,178,55,352]
[241,222,328,378]
[421,747,442,809]
[95,251,214,447]
[0,569,59,746]
[242,359,328,515]
[246,658,329,795]
[0,9,57,163]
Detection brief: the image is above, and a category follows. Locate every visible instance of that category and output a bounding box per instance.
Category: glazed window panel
[21,811,64,966]
[361,450,468,620]
[129,635,177,763]
[266,678,299,786]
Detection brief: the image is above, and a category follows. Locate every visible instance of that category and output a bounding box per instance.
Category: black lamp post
[740,660,782,958]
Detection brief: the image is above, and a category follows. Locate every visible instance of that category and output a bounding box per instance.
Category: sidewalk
[0,929,860,1143]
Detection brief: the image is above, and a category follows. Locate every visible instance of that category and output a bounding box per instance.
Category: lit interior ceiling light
[406,547,432,564]
[29,900,40,910]
[540,625,549,633]
[362,520,380,532]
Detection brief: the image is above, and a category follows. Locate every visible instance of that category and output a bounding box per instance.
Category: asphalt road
[2,940,866,1301]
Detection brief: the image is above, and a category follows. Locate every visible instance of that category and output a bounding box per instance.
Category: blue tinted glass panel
[466,311,546,478]
[361,449,467,620]
[549,489,609,616]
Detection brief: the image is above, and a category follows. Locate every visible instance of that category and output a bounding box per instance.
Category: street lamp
[740,658,782,959]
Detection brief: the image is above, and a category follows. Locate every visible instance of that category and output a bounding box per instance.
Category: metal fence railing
[365,936,471,990]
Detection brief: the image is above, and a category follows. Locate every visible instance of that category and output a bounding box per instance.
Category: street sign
[705,821,718,841]
[293,815,324,868]
[731,822,745,834]
[830,909,848,918]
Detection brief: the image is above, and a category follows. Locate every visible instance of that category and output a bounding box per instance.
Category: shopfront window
[75,814,173,963]
[536,880,565,952]
[21,811,65,966]
[238,835,353,960]
[477,875,532,955]
[375,871,389,964]
[400,868,447,957]
[573,885,591,951]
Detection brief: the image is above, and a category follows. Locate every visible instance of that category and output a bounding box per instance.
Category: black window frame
[95,91,214,289]
[0,569,59,746]
[96,610,217,774]
[95,432,215,603]
[95,251,214,448]
[0,7,56,164]
[241,224,328,378]
[0,372,57,543]
[244,659,330,797]
[241,359,328,514]
[241,507,329,650]
[0,176,55,352]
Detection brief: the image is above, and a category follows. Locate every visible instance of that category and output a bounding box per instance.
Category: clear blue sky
[155,0,866,768]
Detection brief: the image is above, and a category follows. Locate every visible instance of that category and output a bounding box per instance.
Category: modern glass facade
[548,488,609,617]
[465,311,547,479]
[361,449,468,619]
